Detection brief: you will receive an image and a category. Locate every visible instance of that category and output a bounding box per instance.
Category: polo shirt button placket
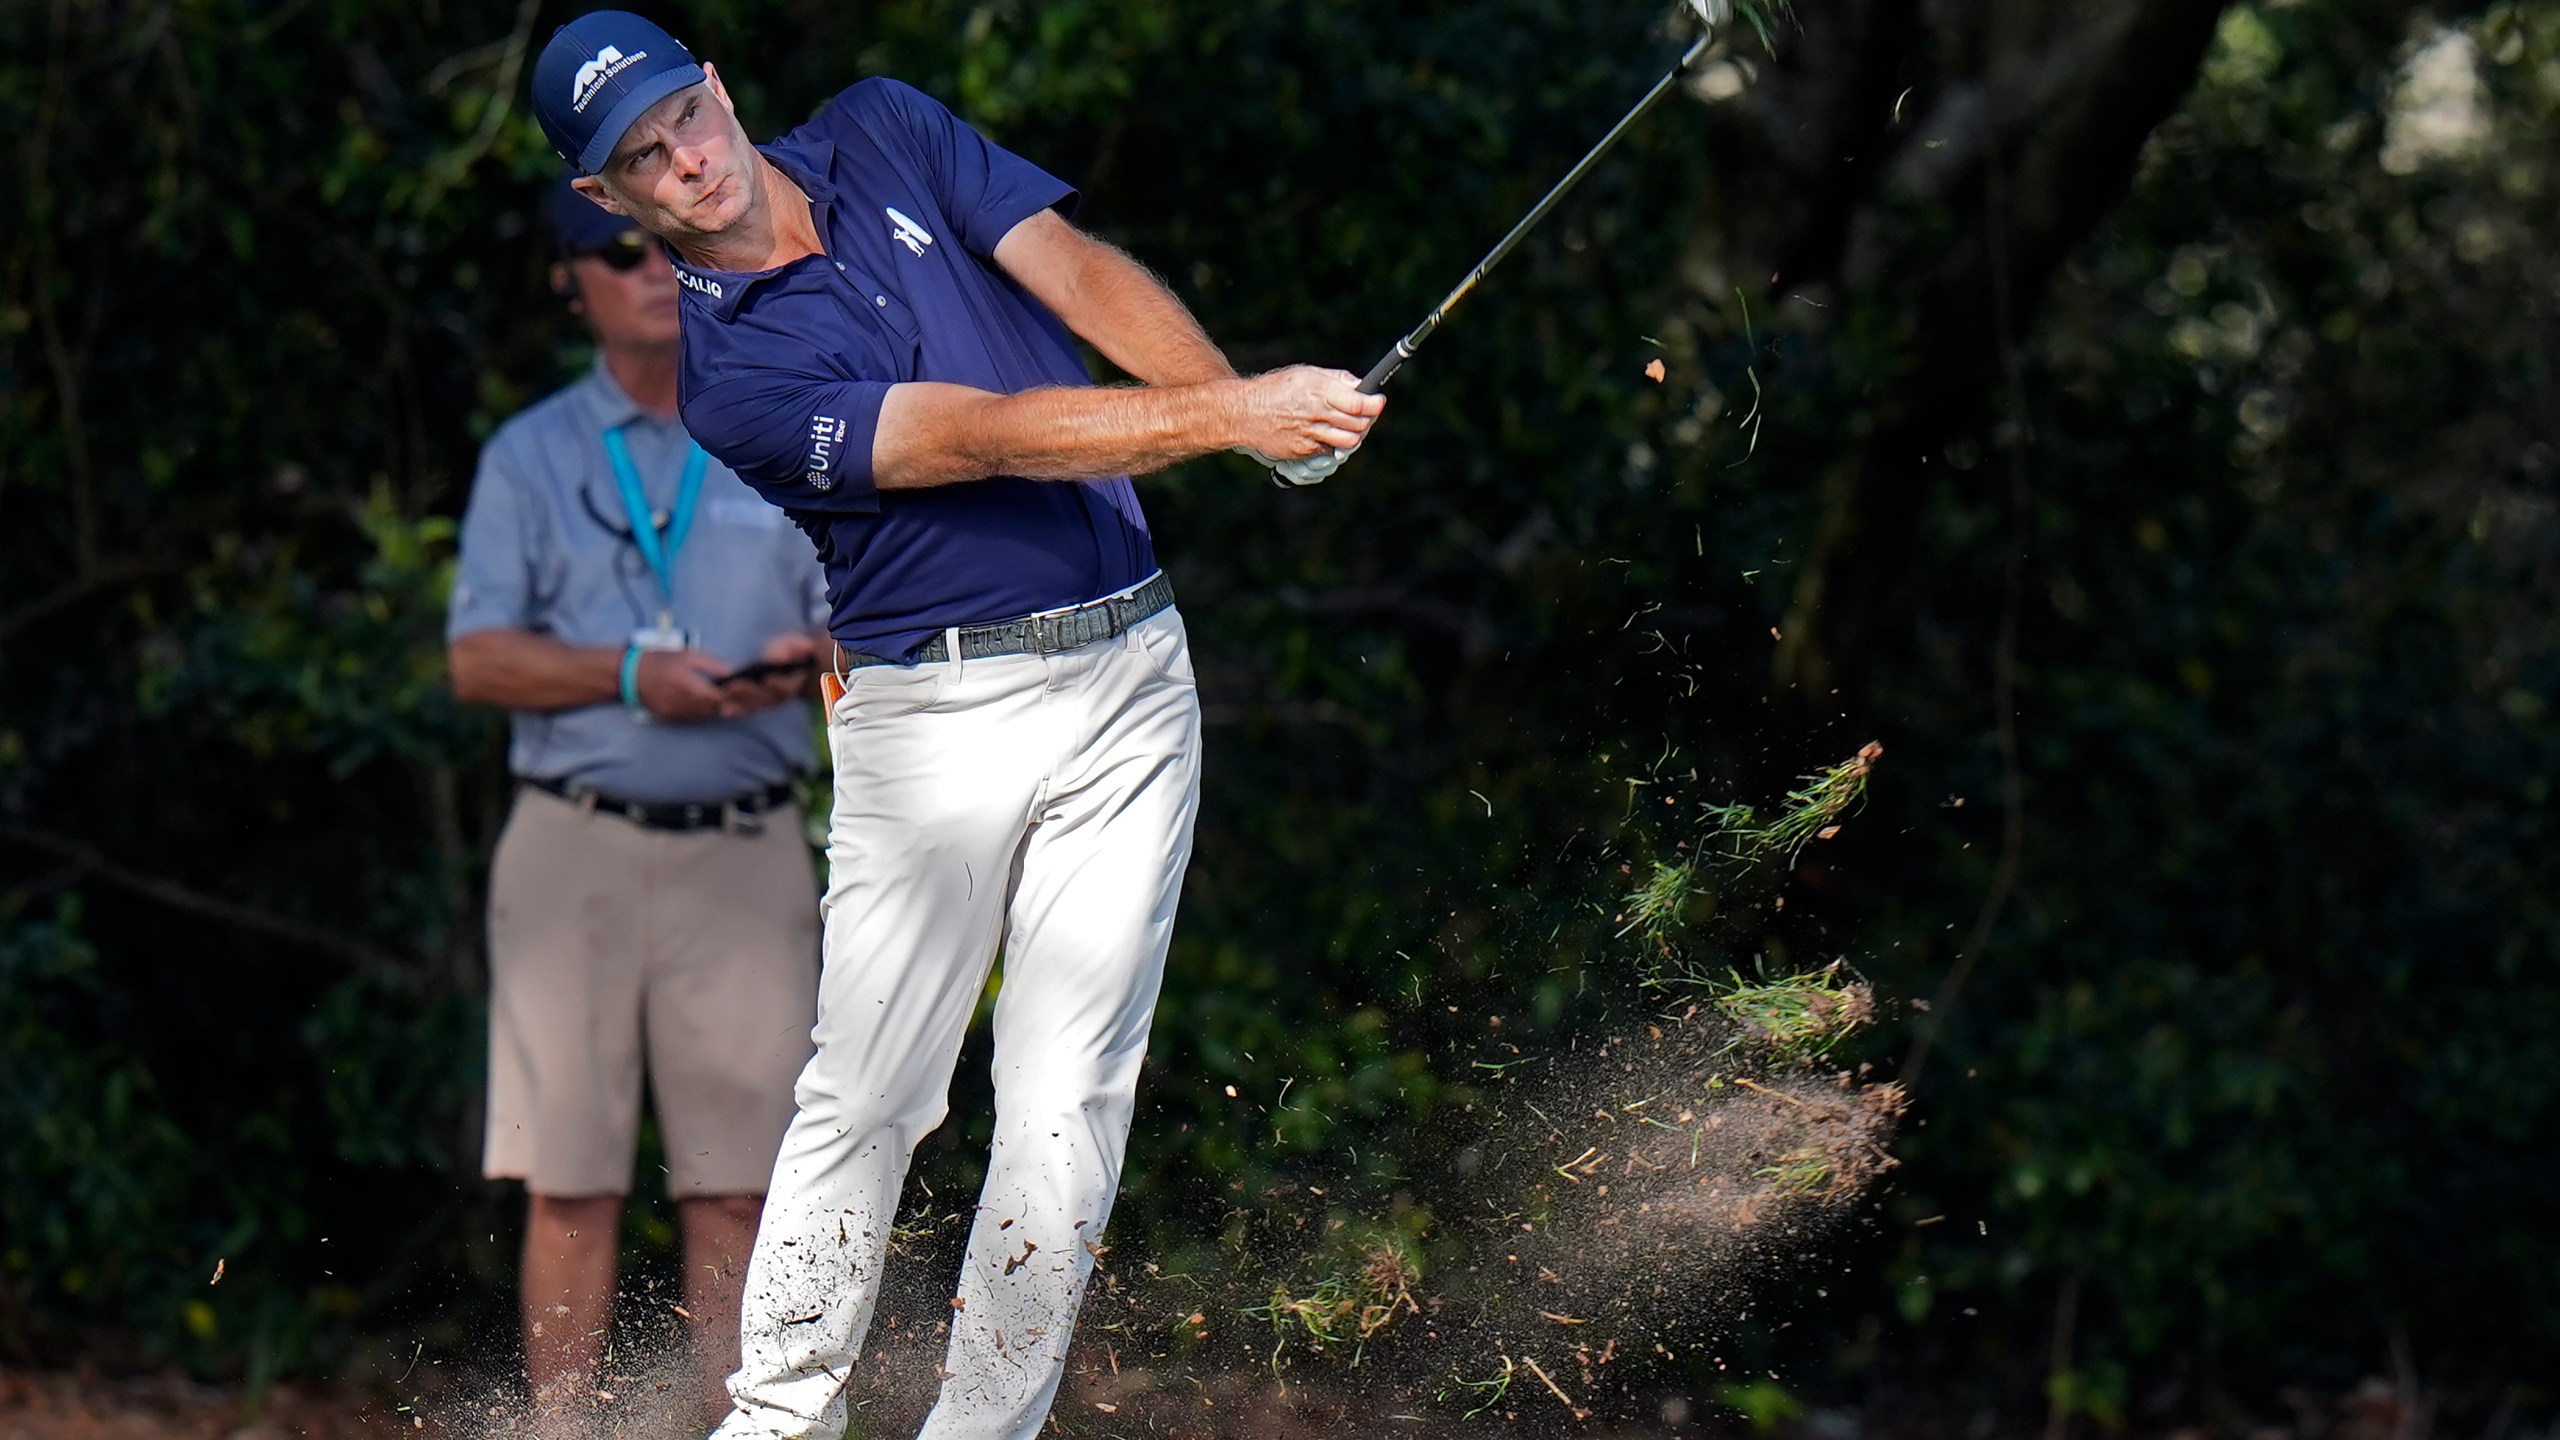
[830,260,888,310]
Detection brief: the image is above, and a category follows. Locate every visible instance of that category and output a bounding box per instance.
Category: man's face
[572,65,758,246]
[558,232,680,348]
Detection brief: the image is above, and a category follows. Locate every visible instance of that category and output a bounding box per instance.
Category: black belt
[524,776,795,834]
[842,573,1175,669]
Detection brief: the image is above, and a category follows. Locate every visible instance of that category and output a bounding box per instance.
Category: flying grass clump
[1713,962,1876,1063]
[1620,741,1883,946]
[1616,854,1700,939]
[1754,1144,1840,1198]
[1243,1233,1422,1362]
[1698,740,1883,871]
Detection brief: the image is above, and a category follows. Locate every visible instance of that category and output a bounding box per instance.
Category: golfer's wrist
[1206,377,1256,453]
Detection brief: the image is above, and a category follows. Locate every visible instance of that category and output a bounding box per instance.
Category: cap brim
[576,63,709,174]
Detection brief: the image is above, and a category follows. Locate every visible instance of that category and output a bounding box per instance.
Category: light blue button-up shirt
[448,362,828,803]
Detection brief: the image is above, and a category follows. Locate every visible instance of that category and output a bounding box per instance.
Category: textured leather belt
[524,776,795,834]
[842,572,1175,670]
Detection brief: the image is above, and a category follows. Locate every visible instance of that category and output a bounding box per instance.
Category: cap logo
[885,207,934,257]
[571,44,648,114]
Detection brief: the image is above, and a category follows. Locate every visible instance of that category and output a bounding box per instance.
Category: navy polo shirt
[673,79,1158,661]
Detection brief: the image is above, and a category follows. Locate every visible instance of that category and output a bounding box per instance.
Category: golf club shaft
[1358,30,1715,395]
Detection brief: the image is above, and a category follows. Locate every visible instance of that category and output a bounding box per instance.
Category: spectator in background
[444,175,828,1424]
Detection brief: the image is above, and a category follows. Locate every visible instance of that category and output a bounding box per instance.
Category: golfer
[529,12,1382,1440]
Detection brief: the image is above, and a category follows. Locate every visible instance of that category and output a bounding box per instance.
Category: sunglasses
[574,231,653,272]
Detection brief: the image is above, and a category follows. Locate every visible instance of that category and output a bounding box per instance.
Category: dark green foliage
[1,0,2554,1422]
[0,902,200,1354]
[1853,2,2560,1399]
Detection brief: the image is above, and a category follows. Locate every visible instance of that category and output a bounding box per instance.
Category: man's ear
[550,261,583,308]
[570,174,631,219]
[703,63,737,117]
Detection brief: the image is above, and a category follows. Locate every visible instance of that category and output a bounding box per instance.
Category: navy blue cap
[545,172,639,252]
[530,11,707,174]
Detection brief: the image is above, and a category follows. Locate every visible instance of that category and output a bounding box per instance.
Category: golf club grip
[1359,349,1404,394]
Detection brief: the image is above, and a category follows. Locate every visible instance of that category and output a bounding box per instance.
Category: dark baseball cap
[544,172,640,253]
[530,10,706,175]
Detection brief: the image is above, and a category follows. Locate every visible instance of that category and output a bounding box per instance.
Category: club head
[1686,0,1733,32]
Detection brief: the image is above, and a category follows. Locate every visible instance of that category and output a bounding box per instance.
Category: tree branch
[1772,0,2235,702]
[0,821,408,982]
[0,558,175,645]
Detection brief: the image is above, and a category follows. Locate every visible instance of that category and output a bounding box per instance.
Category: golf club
[1274,0,1736,487]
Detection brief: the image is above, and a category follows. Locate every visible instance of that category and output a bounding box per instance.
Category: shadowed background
[2,0,2554,1432]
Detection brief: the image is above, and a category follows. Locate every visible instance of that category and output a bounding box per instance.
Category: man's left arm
[991,209,1356,486]
[992,211,1236,388]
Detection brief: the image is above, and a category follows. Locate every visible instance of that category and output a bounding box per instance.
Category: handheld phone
[717,656,817,687]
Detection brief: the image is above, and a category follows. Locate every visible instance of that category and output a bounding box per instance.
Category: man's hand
[1233,367,1384,462]
[636,650,744,722]
[874,364,1387,491]
[716,632,821,712]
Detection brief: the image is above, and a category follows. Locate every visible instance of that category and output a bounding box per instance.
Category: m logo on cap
[571,44,649,113]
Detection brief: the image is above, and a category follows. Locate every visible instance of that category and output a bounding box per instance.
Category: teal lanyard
[602,424,710,608]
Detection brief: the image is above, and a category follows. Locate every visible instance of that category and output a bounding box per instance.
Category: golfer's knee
[681,1192,762,1226]
[528,1192,622,1233]
[992,1059,1139,1119]
[788,1087,952,1158]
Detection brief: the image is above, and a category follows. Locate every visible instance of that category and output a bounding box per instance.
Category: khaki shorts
[483,785,819,1197]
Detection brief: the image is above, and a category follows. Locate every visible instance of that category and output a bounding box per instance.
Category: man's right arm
[449,630,747,720]
[869,365,1380,490]
[688,339,1382,510]
[448,630,623,710]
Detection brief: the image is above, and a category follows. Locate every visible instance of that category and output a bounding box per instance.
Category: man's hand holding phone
[715,633,821,711]
[719,656,817,688]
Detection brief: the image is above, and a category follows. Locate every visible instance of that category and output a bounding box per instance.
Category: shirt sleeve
[866,79,1078,259]
[680,302,901,509]
[445,438,542,641]
[681,361,894,515]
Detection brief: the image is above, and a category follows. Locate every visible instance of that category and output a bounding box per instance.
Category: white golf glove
[1267,445,1355,488]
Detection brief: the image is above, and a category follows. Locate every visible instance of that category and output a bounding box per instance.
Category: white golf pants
[714,606,1201,1440]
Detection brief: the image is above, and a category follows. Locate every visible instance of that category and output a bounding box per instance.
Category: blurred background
[2,0,2554,1434]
